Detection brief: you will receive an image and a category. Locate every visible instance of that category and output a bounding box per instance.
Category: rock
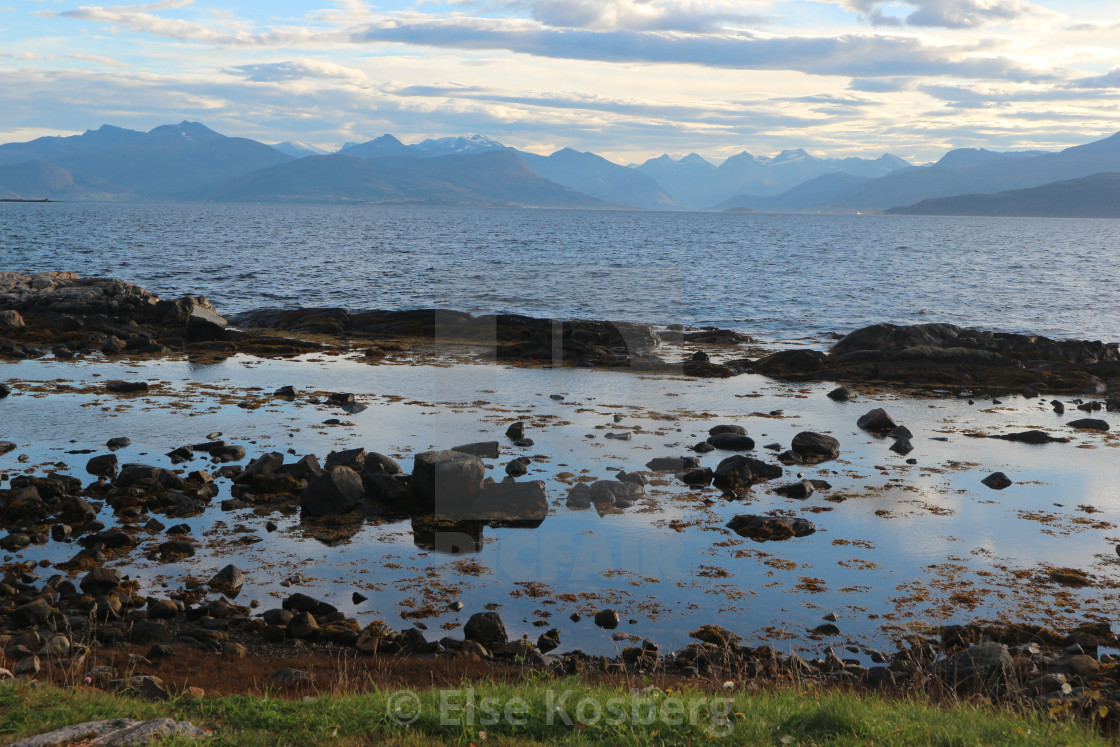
[566,483,592,509]
[679,467,713,486]
[827,386,851,402]
[0,309,24,327]
[352,591,368,604]
[272,668,315,687]
[708,425,746,436]
[472,481,548,522]
[412,450,484,516]
[594,610,620,630]
[105,380,149,394]
[301,466,364,516]
[505,456,531,477]
[287,611,320,639]
[364,452,402,475]
[130,621,171,645]
[505,422,525,440]
[889,438,913,456]
[282,592,337,618]
[645,456,699,472]
[81,567,122,595]
[981,472,1013,490]
[727,514,816,542]
[9,717,208,747]
[857,408,898,434]
[235,451,285,483]
[774,480,815,499]
[537,629,561,653]
[865,666,896,690]
[990,430,1068,444]
[790,431,840,463]
[274,385,298,397]
[324,448,366,472]
[106,437,131,450]
[157,540,195,558]
[1052,400,1065,414]
[85,454,119,478]
[209,564,244,595]
[464,612,507,648]
[690,624,740,646]
[1064,654,1100,676]
[13,655,40,676]
[1069,418,1109,431]
[451,441,500,459]
[933,642,1018,694]
[0,440,16,455]
[589,480,644,507]
[210,444,247,462]
[11,598,52,627]
[705,432,755,451]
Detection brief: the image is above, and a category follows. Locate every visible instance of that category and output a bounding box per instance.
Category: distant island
[1,121,1120,216]
[885,172,1120,218]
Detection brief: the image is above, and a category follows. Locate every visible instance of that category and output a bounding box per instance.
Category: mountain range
[1,121,1119,216]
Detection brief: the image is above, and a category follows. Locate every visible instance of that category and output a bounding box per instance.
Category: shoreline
[2,270,1120,726]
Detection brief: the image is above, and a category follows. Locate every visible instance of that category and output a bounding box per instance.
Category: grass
[0,677,1112,746]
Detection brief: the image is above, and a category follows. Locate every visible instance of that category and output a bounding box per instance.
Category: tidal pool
[2,352,1119,658]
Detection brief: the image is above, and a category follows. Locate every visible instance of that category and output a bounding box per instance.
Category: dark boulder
[981,472,1013,490]
[86,454,119,478]
[301,467,364,516]
[790,432,840,463]
[464,612,507,648]
[726,514,816,542]
[856,408,897,434]
[705,432,755,451]
[712,456,755,493]
[989,430,1068,444]
[1068,418,1109,431]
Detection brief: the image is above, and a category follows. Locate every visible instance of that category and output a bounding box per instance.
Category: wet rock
[364,452,402,475]
[537,629,561,653]
[451,441,500,459]
[464,612,507,648]
[692,442,716,454]
[679,467,713,486]
[982,472,1013,490]
[301,466,364,516]
[827,386,851,402]
[566,483,592,509]
[594,610,620,630]
[690,624,740,646]
[708,425,746,436]
[413,450,485,516]
[1068,418,1109,431]
[752,349,827,374]
[105,380,149,394]
[106,437,131,450]
[274,385,298,397]
[166,445,194,464]
[505,456,531,477]
[157,539,195,558]
[706,432,755,451]
[85,454,119,478]
[0,383,10,398]
[617,471,647,486]
[472,481,548,523]
[1052,400,1065,414]
[505,422,525,440]
[857,408,898,434]
[889,438,914,456]
[990,430,1068,444]
[282,593,337,618]
[352,591,368,604]
[645,456,699,472]
[235,451,285,483]
[775,480,815,499]
[209,564,244,595]
[324,448,366,472]
[0,440,16,456]
[710,457,756,493]
[790,431,840,463]
[210,445,247,462]
[589,480,644,507]
[726,514,816,542]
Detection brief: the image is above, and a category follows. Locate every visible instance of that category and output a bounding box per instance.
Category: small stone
[593,609,620,630]
[981,472,1013,490]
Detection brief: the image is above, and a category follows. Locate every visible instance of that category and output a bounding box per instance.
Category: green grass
[0,678,1110,746]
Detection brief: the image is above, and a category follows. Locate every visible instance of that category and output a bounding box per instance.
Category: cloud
[65,53,129,68]
[848,77,915,92]
[347,18,1057,81]
[229,60,370,83]
[838,0,1062,29]
[512,0,770,32]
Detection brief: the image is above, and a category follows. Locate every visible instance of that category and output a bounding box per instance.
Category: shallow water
[3,354,1118,657]
[3,202,1120,344]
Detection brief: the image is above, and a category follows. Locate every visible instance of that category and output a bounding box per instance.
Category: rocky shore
[2,271,1119,394]
[3,270,1120,729]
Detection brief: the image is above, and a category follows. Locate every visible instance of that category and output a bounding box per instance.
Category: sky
[2,0,1120,164]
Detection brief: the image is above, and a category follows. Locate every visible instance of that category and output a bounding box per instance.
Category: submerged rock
[726,514,816,542]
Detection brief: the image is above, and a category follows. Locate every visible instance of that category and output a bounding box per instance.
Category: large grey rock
[464,612,507,648]
[412,450,484,517]
[85,454,119,478]
[705,432,755,451]
[301,466,364,516]
[208,564,244,594]
[856,408,898,433]
[451,441,500,459]
[790,431,840,463]
[589,480,644,507]
[471,481,547,522]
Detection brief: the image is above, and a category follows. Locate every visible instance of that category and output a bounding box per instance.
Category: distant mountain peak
[415,134,506,155]
[679,153,712,166]
[771,148,812,163]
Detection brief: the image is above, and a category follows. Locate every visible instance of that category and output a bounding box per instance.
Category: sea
[3,201,1119,344]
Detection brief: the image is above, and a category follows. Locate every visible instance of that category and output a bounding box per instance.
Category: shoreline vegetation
[3,270,1120,744]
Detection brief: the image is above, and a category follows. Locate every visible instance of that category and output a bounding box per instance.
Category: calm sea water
[2,201,1119,343]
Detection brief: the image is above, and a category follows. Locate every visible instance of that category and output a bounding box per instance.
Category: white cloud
[839,0,1062,29]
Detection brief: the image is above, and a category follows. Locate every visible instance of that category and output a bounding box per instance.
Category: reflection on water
[2,353,1120,656]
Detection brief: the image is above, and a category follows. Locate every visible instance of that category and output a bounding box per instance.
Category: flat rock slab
[9,718,206,747]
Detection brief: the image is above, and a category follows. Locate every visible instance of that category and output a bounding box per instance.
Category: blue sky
[3,0,1119,163]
